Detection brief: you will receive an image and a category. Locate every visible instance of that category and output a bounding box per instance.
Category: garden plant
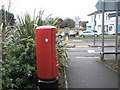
[2,10,68,89]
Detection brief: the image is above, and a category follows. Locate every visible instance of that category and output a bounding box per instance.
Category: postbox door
[36,29,53,79]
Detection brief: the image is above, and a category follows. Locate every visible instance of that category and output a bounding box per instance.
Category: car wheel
[81,35,85,37]
[73,34,76,37]
[95,34,98,37]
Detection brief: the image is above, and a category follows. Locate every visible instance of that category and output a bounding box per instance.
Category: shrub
[2,10,68,89]
[2,37,37,88]
[56,35,69,69]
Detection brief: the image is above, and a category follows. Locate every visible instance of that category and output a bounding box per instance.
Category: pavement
[66,39,119,89]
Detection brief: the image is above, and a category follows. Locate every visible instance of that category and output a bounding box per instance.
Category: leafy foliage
[79,21,88,28]
[2,37,37,88]
[56,35,69,69]
[16,11,44,39]
[60,18,75,28]
[0,9,16,27]
[2,10,69,89]
[15,10,62,40]
[46,17,63,28]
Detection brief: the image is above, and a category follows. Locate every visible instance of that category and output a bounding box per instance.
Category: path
[66,39,118,88]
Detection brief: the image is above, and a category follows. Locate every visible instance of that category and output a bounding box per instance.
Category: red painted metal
[35,26,58,79]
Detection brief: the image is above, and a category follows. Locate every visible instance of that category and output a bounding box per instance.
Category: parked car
[73,30,80,36]
[79,30,100,37]
[107,31,116,35]
[59,30,80,38]
[58,30,76,38]
[92,30,101,36]
[78,30,84,36]
[69,30,76,37]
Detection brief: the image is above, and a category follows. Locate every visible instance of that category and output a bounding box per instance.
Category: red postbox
[35,26,58,80]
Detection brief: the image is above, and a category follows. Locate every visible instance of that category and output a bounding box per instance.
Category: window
[109,26,113,31]
[99,14,100,19]
[106,13,108,20]
[109,24,114,31]
[105,25,108,32]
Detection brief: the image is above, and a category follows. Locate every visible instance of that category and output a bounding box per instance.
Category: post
[65,36,69,45]
[115,2,118,60]
[101,0,105,60]
[118,36,120,47]
[94,12,96,45]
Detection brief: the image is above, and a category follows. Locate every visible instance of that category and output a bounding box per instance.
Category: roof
[97,0,120,2]
[88,11,102,16]
[88,11,120,17]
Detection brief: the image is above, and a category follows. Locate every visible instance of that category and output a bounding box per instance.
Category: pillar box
[35,26,58,80]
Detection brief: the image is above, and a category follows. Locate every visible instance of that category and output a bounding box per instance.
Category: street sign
[108,12,120,17]
[95,0,120,11]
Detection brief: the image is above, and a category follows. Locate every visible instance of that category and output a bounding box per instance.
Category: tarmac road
[66,39,119,88]
[68,39,120,60]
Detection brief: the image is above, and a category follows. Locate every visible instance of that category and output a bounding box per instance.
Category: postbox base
[38,77,58,90]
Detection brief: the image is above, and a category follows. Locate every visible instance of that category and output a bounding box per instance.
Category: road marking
[73,40,82,42]
[76,56,100,59]
[87,50,95,53]
[76,45,88,47]
[98,47,101,48]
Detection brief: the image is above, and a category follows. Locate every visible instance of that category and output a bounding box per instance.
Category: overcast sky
[0,0,98,21]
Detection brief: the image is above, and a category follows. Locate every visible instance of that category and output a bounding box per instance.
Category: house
[87,11,120,34]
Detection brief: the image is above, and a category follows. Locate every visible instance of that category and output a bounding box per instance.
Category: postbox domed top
[36,26,57,30]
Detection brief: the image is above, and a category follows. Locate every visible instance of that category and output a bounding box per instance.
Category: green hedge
[2,10,68,89]
[2,38,37,88]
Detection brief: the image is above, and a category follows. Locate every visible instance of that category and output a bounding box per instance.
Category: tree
[1,4,16,61]
[0,5,16,42]
[79,21,88,28]
[0,6,16,28]
[60,18,75,28]
[0,0,15,26]
[0,10,2,25]
[74,16,81,27]
[46,17,63,28]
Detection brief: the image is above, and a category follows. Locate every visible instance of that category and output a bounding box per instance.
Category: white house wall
[87,11,120,34]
